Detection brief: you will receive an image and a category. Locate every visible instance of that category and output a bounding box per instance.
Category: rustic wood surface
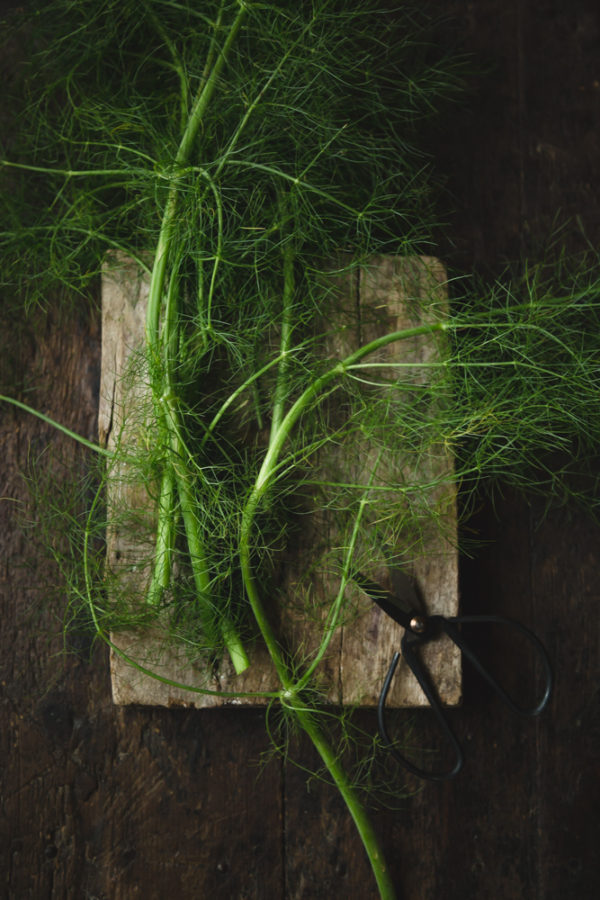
[1,1,599,897]
[100,254,459,709]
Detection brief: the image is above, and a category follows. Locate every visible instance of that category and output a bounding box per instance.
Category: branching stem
[239,323,445,896]
[143,2,250,670]
[293,704,397,900]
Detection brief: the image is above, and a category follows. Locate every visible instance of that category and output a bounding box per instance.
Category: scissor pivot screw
[410,615,427,634]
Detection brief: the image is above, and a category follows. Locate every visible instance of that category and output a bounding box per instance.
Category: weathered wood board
[99,254,460,708]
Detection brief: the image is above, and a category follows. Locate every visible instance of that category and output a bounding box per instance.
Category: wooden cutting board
[99,254,460,708]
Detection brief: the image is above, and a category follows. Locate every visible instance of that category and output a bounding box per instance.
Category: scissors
[355,571,553,781]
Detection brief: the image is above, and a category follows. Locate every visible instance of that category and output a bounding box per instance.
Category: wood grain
[2,3,599,898]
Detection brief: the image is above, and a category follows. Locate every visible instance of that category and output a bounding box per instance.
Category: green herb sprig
[2,3,600,898]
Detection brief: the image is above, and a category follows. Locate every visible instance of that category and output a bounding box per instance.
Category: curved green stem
[201,352,288,447]
[82,475,268,698]
[239,500,395,897]
[146,2,248,346]
[0,394,112,457]
[155,262,248,670]
[174,427,249,674]
[141,3,249,670]
[240,319,447,673]
[238,327,449,898]
[257,321,447,494]
[238,323,450,896]
[293,704,397,900]
[240,515,398,888]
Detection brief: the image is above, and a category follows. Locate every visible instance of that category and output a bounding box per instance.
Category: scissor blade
[354,571,422,629]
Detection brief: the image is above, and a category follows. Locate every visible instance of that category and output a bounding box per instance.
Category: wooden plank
[100,255,460,708]
[342,256,460,706]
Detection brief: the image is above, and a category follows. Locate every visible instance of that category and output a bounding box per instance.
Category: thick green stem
[239,324,448,897]
[174,431,249,674]
[141,4,249,669]
[293,704,397,900]
[239,500,396,898]
[270,222,295,443]
[239,491,290,685]
[161,391,249,673]
[147,265,180,607]
[258,321,447,494]
[240,320,448,672]
[146,2,247,345]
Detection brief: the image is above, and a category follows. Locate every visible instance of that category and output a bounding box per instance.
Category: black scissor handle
[378,639,464,782]
[440,614,553,717]
[378,615,553,781]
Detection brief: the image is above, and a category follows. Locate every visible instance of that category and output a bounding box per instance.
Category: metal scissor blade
[354,571,422,629]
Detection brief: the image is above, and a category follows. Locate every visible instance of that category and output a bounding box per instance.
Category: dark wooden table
[1,2,598,897]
